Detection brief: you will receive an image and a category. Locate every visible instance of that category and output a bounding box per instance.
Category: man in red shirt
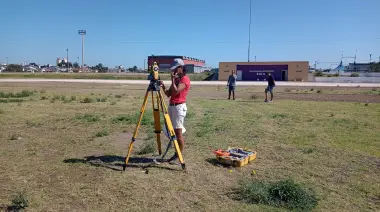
[160,58,191,164]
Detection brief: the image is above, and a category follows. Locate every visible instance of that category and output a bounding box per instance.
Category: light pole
[78,30,86,68]
[369,54,372,62]
[248,0,252,62]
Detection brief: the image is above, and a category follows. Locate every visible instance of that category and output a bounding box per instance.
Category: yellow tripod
[123,62,186,171]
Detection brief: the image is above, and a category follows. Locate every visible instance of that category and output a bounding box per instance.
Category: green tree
[5,64,23,72]
[370,62,380,72]
[73,62,79,68]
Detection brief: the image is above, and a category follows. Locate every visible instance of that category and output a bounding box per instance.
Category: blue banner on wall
[236,64,288,81]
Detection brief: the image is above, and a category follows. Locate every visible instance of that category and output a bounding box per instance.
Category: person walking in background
[265,72,275,102]
[227,70,237,100]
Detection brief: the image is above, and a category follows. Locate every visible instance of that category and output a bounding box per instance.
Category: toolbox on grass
[213,147,257,167]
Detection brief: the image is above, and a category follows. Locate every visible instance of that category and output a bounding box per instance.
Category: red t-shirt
[170,75,190,104]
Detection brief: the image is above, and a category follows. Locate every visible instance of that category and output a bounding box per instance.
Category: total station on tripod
[148,62,161,91]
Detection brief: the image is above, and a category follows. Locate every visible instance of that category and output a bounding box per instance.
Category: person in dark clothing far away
[265,72,275,102]
[227,70,237,100]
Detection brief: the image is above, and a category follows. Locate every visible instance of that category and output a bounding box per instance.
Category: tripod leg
[157,90,186,170]
[123,90,150,171]
[152,91,162,155]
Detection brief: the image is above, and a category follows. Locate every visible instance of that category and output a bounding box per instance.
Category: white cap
[170,58,185,70]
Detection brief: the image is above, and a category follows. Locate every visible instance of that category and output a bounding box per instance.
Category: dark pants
[228,86,235,99]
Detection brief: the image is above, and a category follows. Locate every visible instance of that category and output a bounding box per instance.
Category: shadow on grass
[205,158,233,168]
[63,155,180,172]
[0,205,24,212]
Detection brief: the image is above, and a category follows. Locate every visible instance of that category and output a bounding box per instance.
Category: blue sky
[0,0,379,68]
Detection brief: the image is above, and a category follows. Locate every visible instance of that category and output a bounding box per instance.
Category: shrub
[313,71,323,76]
[237,179,318,211]
[350,72,359,77]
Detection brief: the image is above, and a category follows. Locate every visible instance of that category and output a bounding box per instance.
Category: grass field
[0,72,211,81]
[0,83,380,212]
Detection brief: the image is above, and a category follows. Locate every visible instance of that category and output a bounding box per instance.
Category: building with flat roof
[219,61,309,82]
[346,62,376,72]
[147,55,207,73]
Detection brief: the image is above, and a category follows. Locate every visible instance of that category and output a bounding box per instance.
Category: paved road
[1,78,380,87]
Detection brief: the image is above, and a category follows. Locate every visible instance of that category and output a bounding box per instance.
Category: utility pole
[78,30,86,69]
[369,54,372,63]
[314,61,319,70]
[66,48,69,72]
[247,0,252,62]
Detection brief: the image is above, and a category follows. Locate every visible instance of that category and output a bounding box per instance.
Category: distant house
[23,65,38,73]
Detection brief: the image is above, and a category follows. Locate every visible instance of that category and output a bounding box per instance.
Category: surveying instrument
[122,62,186,171]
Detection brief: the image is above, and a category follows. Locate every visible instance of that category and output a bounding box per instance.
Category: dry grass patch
[0,83,379,211]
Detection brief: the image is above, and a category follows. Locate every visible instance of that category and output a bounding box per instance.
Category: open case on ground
[213,147,257,167]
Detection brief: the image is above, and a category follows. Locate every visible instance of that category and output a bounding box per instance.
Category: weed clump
[138,142,156,155]
[236,179,318,211]
[81,97,94,103]
[96,97,107,102]
[11,190,29,209]
[250,94,259,99]
[95,129,109,137]
[112,111,153,126]
[75,114,100,122]
[0,90,35,98]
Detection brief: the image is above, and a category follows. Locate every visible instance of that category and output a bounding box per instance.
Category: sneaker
[264,99,268,102]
